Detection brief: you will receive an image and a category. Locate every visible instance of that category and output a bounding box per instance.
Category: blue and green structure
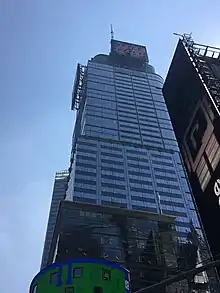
[30,258,130,293]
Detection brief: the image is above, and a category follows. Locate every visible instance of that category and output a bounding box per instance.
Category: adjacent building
[41,38,220,292]
[40,170,69,269]
[163,34,220,277]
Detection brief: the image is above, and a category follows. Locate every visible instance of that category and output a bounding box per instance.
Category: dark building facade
[163,34,220,275]
[41,38,220,292]
[49,201,179,292]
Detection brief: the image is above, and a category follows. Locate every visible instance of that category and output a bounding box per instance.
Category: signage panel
[111,40,148,62]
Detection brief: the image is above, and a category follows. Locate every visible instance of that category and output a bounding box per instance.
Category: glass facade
[40,170,69,269]
[64,49,219,290]
[68,59,205,245]
[41,40,220,292]
[52,201,178,293]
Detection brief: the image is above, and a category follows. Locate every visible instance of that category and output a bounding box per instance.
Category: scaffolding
[177,33,220,113]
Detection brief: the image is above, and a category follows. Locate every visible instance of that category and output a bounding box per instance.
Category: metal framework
[176,33,220,112]
[134,258,220,293]
[71,63,86,110]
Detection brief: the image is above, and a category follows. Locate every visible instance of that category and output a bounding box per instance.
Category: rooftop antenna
[173,32,193,41]
[110,24,114,40]
[173,32,194,48]
[173,32,183,38]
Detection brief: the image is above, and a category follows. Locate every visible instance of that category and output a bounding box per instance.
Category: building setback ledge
[60,200,175,224]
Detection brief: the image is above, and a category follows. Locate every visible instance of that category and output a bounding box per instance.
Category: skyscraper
[163,34,220,276]
[40,170,69,269]
[41,39,219,292]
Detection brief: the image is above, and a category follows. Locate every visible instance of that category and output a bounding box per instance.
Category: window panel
[77,140,97,147]
[87,66,114,77]
[152,94,164,102]
[101,174,125,181]
[101,152,123,159]
[73,267,83,278]
[132,205,157,213]
[77,155,97,162]
[50,272,58,284]
[161,129,176,140]
[101,182,126,190]
[102,200,127,208]
[101,159,124,165]
[156,109,170,120]
[102,191,127,199]
[73,196,97,204]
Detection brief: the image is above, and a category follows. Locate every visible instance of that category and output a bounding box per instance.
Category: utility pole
[134,259,220,293]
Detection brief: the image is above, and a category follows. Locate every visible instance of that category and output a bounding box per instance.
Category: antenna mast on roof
[110,24,114,40]
[173,32,193,42]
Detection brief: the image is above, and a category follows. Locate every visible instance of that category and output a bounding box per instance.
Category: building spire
[110,24,114,40]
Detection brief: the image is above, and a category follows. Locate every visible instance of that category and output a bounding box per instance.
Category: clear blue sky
[0,0,220,292]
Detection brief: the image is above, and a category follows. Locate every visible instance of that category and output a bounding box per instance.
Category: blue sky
[0,0,220,292]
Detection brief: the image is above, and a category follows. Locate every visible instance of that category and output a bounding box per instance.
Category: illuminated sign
[214,179,220,205]
[111,40,148,62]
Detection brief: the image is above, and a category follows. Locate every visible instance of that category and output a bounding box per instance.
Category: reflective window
[77,140,97,147]
[77,155,96,162]
[119,117,138,124]
[132,205,157,213]
[77,148,97,155]
[155,175,178,182]
[87,66,114,77]
[74,187,96,194]
[152,160,173,167]
[141,130,161,138]
[75,178,96,185]
[102,269,111,280]
[101,182,126,190]
[131,196,156,203]
[87,75,114,85]
[101,166,124,173]
[156,109,169,120]
[76,162,96,169]
[102,191,126,199]
[101,152,123,159]
[130,186,154,193]
[120,128,140,136]
[102,200,127,208]
[162,210,187,217]
[128,163,150,170]
[117,103,136,110]
[73,267,83,278]
[129,178,152,185]
[50,272,58,284]
[160,200,185,208]
[87,81,115,93]
[151,153,172,160]
[127,156,149,163]
[101,159,124,166]
[127,149,147,156]
[142,136,162,143]
[116,87,133,95]
[75,170,96,177]
[157,182,180,190]
[158,191,182,199]
[101,174,125,181]
[73,197,96,204]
